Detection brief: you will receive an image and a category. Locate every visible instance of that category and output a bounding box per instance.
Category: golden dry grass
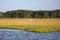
[0,18,60,32]
[0,18,60,26]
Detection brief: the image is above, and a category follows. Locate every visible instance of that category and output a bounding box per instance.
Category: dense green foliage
[0,9,60,18]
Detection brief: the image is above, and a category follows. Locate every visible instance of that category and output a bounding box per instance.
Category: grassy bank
[0,25,60,33]
[0,18,60,33]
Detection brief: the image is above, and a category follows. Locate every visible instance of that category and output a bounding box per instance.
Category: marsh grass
[0,18,60,33]
[0,25,60,33]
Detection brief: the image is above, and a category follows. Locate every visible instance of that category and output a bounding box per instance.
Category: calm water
[0,29,60,40]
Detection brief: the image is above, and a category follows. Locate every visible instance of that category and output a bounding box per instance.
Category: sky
[0,0,60,12]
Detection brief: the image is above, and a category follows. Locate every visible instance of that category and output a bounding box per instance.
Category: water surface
[0,29,60,40]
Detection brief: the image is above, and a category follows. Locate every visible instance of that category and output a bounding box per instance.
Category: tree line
[0,9,60,18]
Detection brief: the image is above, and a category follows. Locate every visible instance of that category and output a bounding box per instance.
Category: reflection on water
[0,29,60,40]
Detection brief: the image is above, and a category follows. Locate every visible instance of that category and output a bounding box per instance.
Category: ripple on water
[0,29,60,40]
